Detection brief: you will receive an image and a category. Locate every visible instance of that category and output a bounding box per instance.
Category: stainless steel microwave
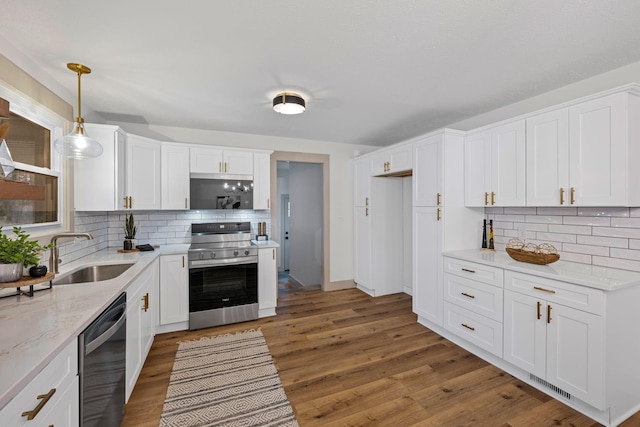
[190,175,254,210]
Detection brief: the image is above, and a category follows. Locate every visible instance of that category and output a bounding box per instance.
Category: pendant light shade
[273,92,306,115]
[54,63,103,159]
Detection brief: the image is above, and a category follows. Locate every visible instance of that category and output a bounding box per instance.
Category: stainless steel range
[188,222,258,330]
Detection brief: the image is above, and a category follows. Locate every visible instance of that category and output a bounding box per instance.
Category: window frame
[0,82,66,235]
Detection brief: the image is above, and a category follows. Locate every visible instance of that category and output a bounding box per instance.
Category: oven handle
[189,256,258,269]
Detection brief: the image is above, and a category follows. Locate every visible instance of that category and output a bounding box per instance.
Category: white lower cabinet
[503,272,604,410]
[412,207,442,325]
[0,339,78,427]
[126,259,158,402]
[159,253,189,325]
[258,247,277,317]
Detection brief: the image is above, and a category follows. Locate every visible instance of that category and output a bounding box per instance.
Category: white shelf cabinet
[126,134,162,210]
[74,124,127,211]
[464,120,526,207]
[189,146,253,175]
[353,157,370,208]
[258,247,277,317]
[412,132,484,325]
[353,157,372,289]
[125,258,158,402]
[159,253,188,325]
[253,152,271,210]
[161,143,190,210]
[370,143,412,176]
[0,339,78,427]
[503,271,604,409]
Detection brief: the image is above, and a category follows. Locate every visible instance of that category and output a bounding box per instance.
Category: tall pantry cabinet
[412,130,484,326]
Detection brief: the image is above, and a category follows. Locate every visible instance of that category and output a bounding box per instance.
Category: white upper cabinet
[526,91,640,206]
[253,152,271,210]
[126,134,162,210]
[464,120,526,207]
[161,143,190,210]
[370,143,412,176]
[413,134,442,206]
[75,124,127,211]
[526,109,569,206]
[189,146,253,175]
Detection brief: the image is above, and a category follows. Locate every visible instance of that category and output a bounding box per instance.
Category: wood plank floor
[122,276,640,426]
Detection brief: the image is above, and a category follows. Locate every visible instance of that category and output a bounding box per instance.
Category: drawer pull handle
[461,292,475,299]
[461,268,476,273]
[22,388,56,420]
[436,192,441,206]
[537,301,542,320]
[461,323,475,331]
[437,208,441,221]
[547,304,552,324]
[533,286,556,294]
[484,192,489,206]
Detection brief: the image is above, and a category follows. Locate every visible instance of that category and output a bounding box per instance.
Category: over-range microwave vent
[529,373,572,401]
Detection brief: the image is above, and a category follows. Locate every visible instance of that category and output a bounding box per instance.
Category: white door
[253,152,271,210]
[413,135,442,207]
[569,92,627,206]
[503,290,546,379]
[491,120,526,206]
[354,206,371,289]
[464,130,490,207]
[127,134,161,210]
[258,248,278,311]
[412,206,442,325]
[161,144,190,209]
[159,254,188,324]
[223,149,254,175]
[526,109,569,206]
[546,303,604,409]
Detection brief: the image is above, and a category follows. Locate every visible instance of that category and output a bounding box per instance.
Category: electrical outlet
[517,227,527,241]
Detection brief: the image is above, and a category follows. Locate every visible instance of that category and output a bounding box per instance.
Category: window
[0,87,64,231]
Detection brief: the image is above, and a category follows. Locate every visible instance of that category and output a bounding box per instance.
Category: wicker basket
[505,247,559,265]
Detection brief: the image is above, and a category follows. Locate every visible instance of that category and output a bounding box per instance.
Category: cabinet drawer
[444,273,503,322]
[444,257,503,287]
[443,301,503,357]
[505,271,603,315]
[0,339,77,427]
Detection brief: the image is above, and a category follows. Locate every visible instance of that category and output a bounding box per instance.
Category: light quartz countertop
[251,239,280,248]
[0,244,189,410]
[442,249,640,291]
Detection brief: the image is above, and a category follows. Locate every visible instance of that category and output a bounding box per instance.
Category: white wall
[117,123,377,284]
[288,162,323,286]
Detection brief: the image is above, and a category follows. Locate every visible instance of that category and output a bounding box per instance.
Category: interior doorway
[270,151,330,290]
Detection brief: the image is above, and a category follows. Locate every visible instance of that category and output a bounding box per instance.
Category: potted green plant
[123,212,137,250]
[0,226,53,282]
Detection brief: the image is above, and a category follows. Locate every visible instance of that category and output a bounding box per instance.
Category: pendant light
[273,92,306,115]
[54,63,103,158]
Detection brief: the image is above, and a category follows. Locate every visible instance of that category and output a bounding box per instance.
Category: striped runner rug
[160,329,298,427]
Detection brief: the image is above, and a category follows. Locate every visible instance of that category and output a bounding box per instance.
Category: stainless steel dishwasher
[78,292,127,427]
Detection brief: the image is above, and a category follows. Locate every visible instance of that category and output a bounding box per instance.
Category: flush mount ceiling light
[273,92,306,115]
[54,63,103,159]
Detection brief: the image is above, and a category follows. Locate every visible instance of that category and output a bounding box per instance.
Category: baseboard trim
[324,279,356,291]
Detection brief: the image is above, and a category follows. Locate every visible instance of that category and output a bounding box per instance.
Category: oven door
[189,261,258,313]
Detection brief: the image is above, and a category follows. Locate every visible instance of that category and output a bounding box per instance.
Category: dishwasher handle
[84,305,126,356]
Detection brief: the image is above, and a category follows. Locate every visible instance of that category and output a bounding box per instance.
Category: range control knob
[210,252,216,259]
[244,250,250,256]
[199,252,205,260]
[233,250,239,256]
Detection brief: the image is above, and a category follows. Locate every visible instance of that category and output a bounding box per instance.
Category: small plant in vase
[0,226,53,282]
[123,212,137,250]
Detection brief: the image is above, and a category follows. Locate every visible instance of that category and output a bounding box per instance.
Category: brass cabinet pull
[461,268,475,273]
[533,286,556,294]
[560,188,565,205]
[491,191,496,205]
[219,161,222,172]
[547,304,552,324]
[22,388,56,420]
[484,192,489,206]
[365,197,369,206]
[461,292,475,299]
[273,249,275,260]
[182,256,185,268]
[142,293,149,312]
[537,301,542,320]
[461,323,475,331]
[185,197,188,208]
[267,198,270,209]
[123,197,128,209]
[437,208,441,221]
[436,192,441,206]
[570,187,576,205]
[365,207,369,216]
[225,162,228,173]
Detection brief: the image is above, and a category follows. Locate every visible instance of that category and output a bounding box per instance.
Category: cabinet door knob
[21,388,56,420]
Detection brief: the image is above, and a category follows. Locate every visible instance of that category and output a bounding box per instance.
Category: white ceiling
[2,1,640,147]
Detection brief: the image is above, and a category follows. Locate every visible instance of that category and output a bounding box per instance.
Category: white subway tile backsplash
[557,251,592,264]
[562,216,610,227]
[535,232,577,244]
[548,224,592,235]
[577,207,630,217]
[504,207,537,215]
[629,240,640,250]
[536,207,578,216]
[592,256,640,273]
[610,248,640,261]
[577,235,628,248]
[494,214,526,222]
[485,207,504,214]
[630,208,640,218]
[493,221,513,230]
[526,215,562,224]
[562,243,609,257]
[611,217,640,228]
[593,227,640,239]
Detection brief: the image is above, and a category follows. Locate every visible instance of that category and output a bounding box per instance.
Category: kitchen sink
[53,263,135,285]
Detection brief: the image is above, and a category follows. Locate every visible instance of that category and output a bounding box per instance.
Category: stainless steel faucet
[49,233,94,274]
